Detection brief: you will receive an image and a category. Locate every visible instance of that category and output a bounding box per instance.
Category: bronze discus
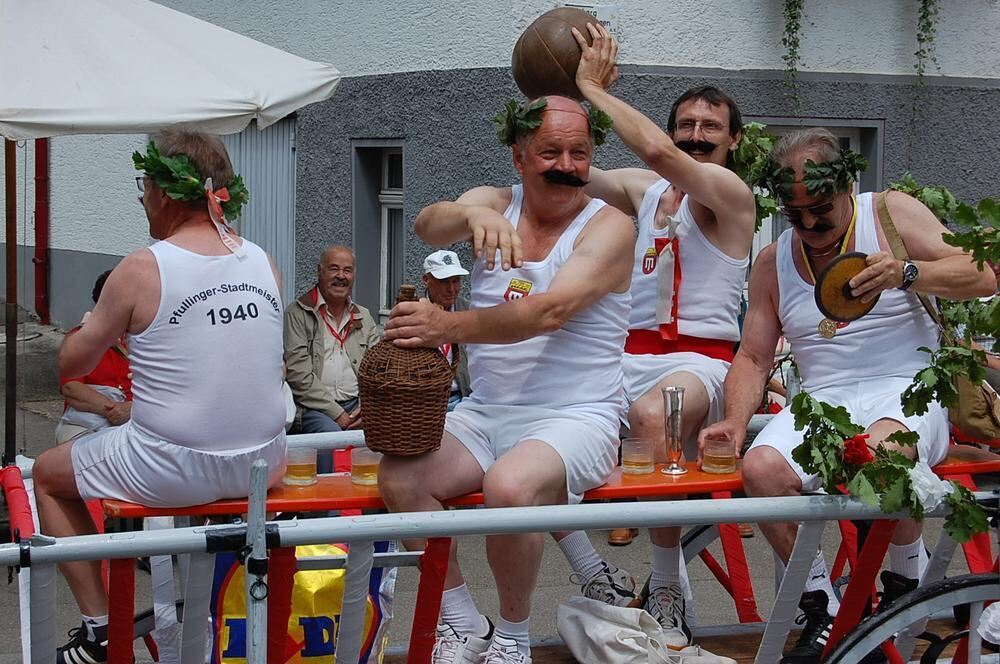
[814,252,879,323]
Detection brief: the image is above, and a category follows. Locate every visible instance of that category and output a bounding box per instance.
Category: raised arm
[850,190,997,302]
[584,166,660,216]
[415,186,522,270]
[572,23,755,231]
[385,206,636,347]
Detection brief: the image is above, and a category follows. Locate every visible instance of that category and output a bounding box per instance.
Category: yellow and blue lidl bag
[210,541,396,663]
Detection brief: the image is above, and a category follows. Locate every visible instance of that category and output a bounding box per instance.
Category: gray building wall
[294,66,1000,313]
[0,246,124,329]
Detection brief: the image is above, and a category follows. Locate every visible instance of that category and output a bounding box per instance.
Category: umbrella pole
[4,139,17,467]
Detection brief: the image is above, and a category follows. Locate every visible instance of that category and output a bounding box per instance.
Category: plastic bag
[210,542,395,663]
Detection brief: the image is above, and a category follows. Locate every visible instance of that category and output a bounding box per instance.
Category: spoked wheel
[824,573,1000,663]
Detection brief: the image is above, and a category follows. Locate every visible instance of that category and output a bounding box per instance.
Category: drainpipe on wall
[33,138,49,324]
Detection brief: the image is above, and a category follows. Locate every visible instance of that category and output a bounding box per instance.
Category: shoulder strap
[876,191,945,329]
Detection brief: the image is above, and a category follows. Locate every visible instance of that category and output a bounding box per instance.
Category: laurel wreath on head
[765,147,869,200]
[493,97,614,147]
[132,141,249,222]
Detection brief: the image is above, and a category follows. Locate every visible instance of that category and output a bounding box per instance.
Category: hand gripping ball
[511,7,597,100]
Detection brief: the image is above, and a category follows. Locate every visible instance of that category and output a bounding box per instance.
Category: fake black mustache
[542,170,588,187]
[789,218,836,234]
[675,139,718,154]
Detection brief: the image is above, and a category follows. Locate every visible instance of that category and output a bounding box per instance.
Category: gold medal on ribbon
[818,318,837,339]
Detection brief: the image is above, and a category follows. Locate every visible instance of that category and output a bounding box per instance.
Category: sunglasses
[780,201,835,223]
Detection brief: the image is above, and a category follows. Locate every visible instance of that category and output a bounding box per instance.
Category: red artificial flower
[843,433,874,465]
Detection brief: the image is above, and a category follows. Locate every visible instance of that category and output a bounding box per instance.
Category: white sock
[494,615,531,656]
[650,543,682,592]
[82,614,109,641]
[557,531,605,580]
[440,584,488,637]
[802,550,840,615]
[888,537,926,580]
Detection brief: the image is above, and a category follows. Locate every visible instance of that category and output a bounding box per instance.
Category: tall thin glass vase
[661,386,687,475]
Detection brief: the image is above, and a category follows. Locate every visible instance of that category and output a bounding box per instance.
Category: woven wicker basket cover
[814,251,879,323]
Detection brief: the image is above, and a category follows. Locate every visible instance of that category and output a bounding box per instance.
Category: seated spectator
[56,270,133,444]
[422,249,472,410]
[284,245,380,471]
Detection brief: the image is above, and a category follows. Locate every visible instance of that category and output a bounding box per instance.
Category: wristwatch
[899,260,919,291]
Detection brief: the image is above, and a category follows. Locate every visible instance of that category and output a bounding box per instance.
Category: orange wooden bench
[100,445,1000,663]
[101,461,752,664]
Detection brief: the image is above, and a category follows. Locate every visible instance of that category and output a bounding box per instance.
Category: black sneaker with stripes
[56,622,108,664]
[781,590,835,664]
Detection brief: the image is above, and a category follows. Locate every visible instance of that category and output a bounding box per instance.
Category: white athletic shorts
[748,377,949,492]
[445,403,619,504]
[623,352,730,458]
[71,422,287,507]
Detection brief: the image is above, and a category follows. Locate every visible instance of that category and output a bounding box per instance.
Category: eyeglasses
[780,201,835,222]
[135,176,145,193]
[675,119,725,134]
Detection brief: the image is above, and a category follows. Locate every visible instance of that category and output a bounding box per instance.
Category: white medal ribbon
[204,177,247,260]
[654,215,681,328]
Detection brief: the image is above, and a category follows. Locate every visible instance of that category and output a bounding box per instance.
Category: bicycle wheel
[824,573,1000,663]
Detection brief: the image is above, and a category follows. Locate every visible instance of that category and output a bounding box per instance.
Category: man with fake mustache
[550,23,756,649]
[380,95,635,663]
[702,127,995,663]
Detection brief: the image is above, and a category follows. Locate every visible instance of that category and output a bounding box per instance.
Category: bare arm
[415,186,522,270]
[723,246,784,429]
[851,190,997,301]
[60,381,117,415]
[385,207,636,346]
[584,167,659,216]
[573,24,755,233]
[58,255,142,378]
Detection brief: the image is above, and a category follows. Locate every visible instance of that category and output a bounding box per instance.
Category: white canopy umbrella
[0,0,341,466]
[0,0,340,138]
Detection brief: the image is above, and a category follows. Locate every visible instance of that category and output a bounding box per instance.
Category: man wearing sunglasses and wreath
[699,127,995,663]
[32,129,287,664]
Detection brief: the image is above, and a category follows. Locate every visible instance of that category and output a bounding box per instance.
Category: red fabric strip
[625,329,736,362]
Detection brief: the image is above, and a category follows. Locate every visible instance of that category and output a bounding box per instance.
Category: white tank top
[629,179,748,341]
[465,185,630,429]
[128,240,286,451]
[776,192,939,393]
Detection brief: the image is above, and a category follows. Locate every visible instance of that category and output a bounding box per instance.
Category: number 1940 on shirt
[206,303,260,325]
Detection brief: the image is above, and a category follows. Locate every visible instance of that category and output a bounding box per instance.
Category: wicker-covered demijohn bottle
[358,285,458,455]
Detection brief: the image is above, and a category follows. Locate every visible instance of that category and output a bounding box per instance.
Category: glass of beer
[621,437,654,475]
[284,446,318,486]
[702,433,737,474]
[351,447,382,486]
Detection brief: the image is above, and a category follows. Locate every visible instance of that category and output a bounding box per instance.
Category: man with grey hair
[284,245,380,470]
[33,129,288,664]
[700,127,996,662]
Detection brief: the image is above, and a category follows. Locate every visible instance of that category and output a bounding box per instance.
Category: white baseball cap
[423,250,469,279]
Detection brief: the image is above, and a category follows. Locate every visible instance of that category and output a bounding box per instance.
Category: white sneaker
[481,635,532,663]
[644,584,692,648]
[572,563,637,607]
[431,619,493,664]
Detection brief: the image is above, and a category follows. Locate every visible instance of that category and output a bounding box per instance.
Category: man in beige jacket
[284,245,380,471]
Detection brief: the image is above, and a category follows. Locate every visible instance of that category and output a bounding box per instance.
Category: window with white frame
[379,148,404,316]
